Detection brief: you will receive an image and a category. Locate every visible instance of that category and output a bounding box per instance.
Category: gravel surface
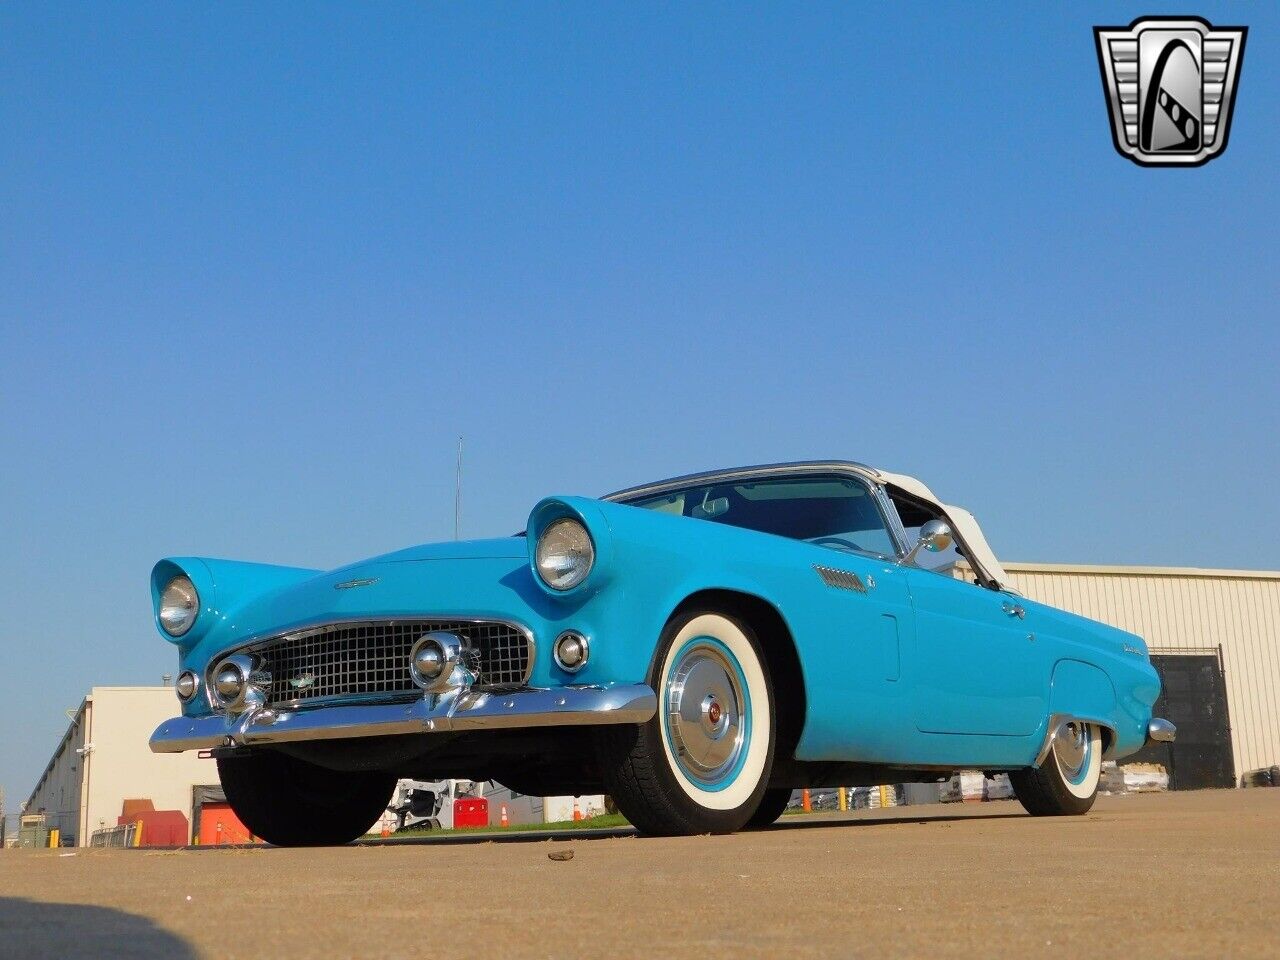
[3,789,1277,959]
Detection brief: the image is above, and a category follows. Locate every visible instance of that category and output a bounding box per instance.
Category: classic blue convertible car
[149,461,1174,844]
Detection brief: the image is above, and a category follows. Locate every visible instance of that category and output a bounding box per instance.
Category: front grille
[249,619,532,708]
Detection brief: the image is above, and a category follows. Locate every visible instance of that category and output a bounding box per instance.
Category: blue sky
[1,3,1276,820]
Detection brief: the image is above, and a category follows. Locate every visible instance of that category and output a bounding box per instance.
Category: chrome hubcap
[666,642,747,785]
[1054,721,1089,781]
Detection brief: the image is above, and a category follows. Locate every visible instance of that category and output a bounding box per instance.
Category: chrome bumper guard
[1146,717,1177,744]
[149,683,657,754]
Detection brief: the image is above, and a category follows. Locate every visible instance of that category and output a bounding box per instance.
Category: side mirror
[903,519,953,567]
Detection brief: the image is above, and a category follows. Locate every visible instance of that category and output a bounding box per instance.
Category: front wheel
[744,786,794,829]
[598,609,776,836]
[217,751,396,846]
[1010,720,1102,816]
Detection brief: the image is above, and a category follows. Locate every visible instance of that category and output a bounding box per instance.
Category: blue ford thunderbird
[149,461,1174,843]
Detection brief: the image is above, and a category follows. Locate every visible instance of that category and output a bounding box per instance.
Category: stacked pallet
[939,771,988,803]
[1099,760,1169,794]
[938,772,1015,803]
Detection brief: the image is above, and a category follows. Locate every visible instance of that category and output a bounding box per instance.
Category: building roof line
[24,696,90,813]
[948,560,1280,581]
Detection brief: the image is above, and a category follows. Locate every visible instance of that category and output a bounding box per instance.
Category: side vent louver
[815,565,867,594]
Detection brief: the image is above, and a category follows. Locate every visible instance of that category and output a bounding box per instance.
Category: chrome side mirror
[902,519,953,567]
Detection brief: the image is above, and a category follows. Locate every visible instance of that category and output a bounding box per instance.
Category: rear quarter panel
[1021,597,1162,760]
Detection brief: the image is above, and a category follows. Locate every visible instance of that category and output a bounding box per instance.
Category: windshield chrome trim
[605,461,906,561]
[605,461,878,503]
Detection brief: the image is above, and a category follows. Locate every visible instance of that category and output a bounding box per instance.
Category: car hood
[366,536,529,564]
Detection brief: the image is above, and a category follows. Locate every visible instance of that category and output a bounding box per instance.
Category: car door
[904,568,1047,737]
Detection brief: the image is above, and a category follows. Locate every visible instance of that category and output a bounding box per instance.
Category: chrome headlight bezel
[535,518,596,591]
[158,575,200,638]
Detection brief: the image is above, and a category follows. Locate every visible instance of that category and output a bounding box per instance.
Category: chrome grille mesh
[251,619,531,708]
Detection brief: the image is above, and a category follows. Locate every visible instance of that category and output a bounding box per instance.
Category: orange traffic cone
[500,804,509,828]
[572,799,582,822]
[802,789,811,813]
[380,821,390,838]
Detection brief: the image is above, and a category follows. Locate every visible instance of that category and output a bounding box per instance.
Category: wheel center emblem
[707,700,722,725]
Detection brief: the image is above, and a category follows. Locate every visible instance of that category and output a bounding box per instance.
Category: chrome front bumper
[149,683,657,753]
[1146,717,1177,744]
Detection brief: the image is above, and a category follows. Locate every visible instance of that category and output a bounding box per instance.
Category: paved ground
[3,789,1278,960]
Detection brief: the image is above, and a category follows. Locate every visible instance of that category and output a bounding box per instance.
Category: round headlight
[175,670,199,702]
[535,518,595,590]
[159,575,200,637]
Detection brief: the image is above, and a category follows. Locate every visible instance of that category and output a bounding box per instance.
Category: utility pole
[454,436,463,540]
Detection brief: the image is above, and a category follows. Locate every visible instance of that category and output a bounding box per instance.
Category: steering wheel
[810,536,863,552]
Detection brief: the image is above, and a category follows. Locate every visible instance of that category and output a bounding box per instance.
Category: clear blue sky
[2,3,1276,820]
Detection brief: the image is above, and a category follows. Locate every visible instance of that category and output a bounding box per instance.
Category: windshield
[620,474,898,560]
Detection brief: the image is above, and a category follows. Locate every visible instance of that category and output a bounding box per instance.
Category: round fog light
[413,641,445,680]
[554,631,590,672]
[214,663,244,701]
[410,632,462,691]
[175,670,198,702]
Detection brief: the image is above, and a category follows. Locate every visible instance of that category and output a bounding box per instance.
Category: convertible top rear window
[622,474,898,560]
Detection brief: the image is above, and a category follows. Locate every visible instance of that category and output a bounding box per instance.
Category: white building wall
[542,794,606,823]
[27,687,220,846]
[956,563,1280,778]
[82,687,219,844]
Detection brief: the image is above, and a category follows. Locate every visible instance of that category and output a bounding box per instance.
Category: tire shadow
[0,897,198,960]
[757,808,1026,832]
[354,825,635,847]
[184,807,1027,850]
[352,807,1025,847]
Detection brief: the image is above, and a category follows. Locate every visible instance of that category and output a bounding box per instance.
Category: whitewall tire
[597,609,776,835]
[1010,720,1103,816]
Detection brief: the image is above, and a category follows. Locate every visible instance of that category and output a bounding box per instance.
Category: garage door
[1129,649,1235,790]
[197,802,256,845]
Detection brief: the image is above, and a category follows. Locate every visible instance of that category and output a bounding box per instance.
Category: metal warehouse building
[957,561,1280,788]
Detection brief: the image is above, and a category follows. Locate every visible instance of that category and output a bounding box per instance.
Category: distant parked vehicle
[387,780,442,832]
[148,460,1174,844]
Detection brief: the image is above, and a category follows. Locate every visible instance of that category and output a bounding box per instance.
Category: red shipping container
[453,797,489,828]
[117,810,189,847]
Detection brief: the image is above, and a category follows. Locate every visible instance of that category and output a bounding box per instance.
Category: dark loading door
[1129,650,1235,790]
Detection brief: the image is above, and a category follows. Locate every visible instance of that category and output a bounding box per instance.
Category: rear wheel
[598,609,776,836]
[1010,720,1102,816]
[217,750,396,846]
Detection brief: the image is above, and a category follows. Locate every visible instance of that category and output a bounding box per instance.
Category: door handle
[1001,601,1026,619]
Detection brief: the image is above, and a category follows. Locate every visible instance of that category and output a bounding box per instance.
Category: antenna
[455,436,463,540]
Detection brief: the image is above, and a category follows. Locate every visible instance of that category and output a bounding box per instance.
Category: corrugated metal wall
[968,563,1280,779]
